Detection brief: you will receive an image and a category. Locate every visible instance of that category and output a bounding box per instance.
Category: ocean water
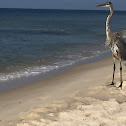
[0,9,126,86]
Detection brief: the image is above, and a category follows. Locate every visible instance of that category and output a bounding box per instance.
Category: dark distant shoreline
[0,8,125,12]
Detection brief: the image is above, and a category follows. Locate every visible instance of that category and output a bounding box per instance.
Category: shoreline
[0,51,111,93]
[0,56,112,96]
[1,56,126,126]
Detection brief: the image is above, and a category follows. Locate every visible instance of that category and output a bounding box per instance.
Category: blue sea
[0,9,126,91]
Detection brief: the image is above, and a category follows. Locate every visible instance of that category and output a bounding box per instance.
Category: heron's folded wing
[119,30,126,43]
[117,34,126,60]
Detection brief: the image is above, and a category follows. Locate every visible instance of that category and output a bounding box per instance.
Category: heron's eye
[106,2,110,5]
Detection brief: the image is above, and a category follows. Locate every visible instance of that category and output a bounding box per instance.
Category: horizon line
[0,7,125,12]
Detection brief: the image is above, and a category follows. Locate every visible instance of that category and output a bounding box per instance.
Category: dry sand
[1,58,126,126]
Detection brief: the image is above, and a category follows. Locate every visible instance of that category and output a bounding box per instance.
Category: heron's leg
[111,56,116,85]
[118,61,123,88]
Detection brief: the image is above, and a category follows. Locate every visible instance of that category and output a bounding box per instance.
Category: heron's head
[96,2,112,8]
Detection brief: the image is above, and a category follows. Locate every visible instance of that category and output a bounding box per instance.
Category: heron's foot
[107,82,114,86]
[117,82,123,89]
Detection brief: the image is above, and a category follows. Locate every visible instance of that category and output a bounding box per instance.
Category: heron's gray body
[97,2,126,88]
[108,32,126,61]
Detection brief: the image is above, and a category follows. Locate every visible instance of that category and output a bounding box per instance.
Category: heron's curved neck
[106,5,113,39]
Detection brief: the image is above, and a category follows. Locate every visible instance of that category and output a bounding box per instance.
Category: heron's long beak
[96,4,106,7]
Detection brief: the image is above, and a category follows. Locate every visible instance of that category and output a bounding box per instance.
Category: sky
[0,0,125,10]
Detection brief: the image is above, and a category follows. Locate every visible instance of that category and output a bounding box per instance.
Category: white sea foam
[0,65,59,81]
[0,61,74,81]
[0,51,110,82]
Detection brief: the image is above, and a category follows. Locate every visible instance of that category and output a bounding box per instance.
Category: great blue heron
[97,2,126,88]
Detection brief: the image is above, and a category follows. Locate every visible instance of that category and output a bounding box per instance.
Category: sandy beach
[1,57,126,126]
